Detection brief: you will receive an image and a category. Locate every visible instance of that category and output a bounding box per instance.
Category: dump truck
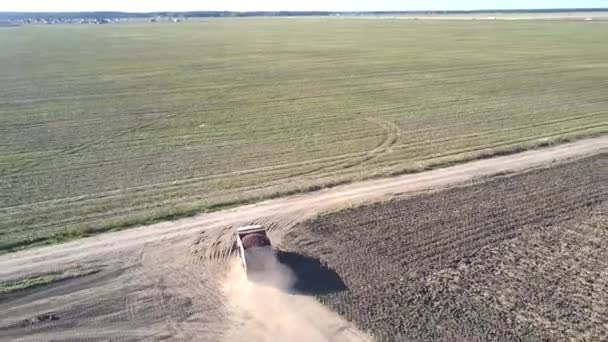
[235,225,274,273]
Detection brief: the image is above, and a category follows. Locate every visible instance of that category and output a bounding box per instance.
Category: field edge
[3,132,605,255]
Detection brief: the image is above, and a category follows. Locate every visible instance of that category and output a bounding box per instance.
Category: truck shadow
[276,250,347,295]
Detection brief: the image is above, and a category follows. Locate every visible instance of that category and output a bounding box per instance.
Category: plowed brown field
[286,155,606,341]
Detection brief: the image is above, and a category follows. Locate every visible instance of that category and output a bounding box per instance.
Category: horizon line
[2,7,608,14]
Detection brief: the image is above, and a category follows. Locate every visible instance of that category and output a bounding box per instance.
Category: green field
[1,19,606,252]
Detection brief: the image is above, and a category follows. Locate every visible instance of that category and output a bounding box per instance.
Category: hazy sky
[1,0,607,12]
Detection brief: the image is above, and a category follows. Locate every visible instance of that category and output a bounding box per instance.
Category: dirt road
[0,136,605,341]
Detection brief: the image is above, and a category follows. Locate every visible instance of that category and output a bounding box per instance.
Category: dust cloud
[220,252,372,342]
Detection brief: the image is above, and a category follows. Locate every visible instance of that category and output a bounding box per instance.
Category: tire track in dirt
[136,238,232,340]
[220,258,373,342]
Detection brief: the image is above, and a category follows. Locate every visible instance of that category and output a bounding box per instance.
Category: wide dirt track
[0,137,606,341]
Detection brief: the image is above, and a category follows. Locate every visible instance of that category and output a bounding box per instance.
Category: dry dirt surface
[0,136,606,341]
[288,154,607,341]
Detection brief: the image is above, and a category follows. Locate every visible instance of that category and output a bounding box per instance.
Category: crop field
[286,155,607,340]
[1,19,607,252]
